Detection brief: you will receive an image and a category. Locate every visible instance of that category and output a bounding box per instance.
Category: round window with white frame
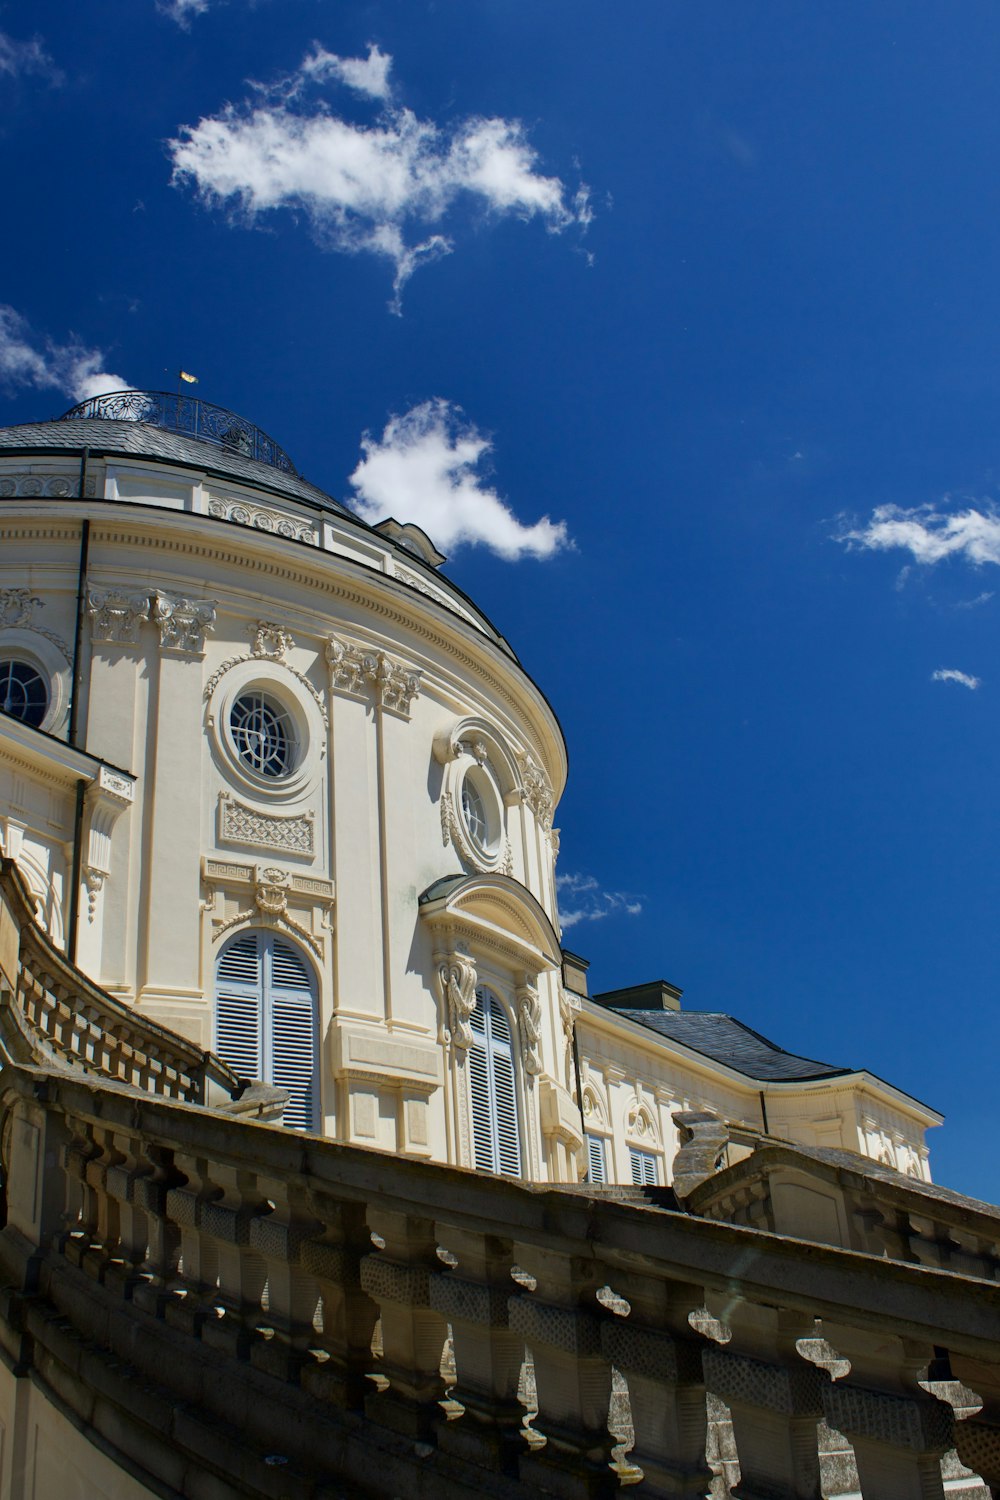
[0,630,70,737]
[207,657,323,803]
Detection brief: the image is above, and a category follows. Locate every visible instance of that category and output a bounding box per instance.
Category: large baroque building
[0,391,939,1188]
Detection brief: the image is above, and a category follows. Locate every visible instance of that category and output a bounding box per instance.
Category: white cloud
[556,873,643,930]
[348,400,569,561]
[0,30,61,83]
[931,668,981,691]
[300,43,392,101]
[0,306,132,405]
[169,45,590,309]
[158,0,210,25]
[956,590,994,609]
[839,503,1000,567]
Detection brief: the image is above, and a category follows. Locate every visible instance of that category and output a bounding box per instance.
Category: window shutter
[629,1147,658,1186]
[466,990,522,1179]
[492,1050,521,1177]
[216,933,262,1079]
[468,1042,495,1173]
[271,999,316,1130]
[215,932,318,1131]
[587,1134,607,1184]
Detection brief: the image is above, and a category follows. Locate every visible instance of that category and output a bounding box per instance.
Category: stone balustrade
[0,858,999,1499]
[0,856,241,1106]
[0,1049,999,1500]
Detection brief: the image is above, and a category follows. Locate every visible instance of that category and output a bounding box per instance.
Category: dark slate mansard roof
[608,1007,851,1083]
[0,417,353,518]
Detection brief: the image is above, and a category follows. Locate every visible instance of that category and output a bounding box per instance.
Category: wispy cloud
[169,44,591,310]
[0,305,131,404]
[956,590,994,610]
[157,0,210,26]
[299,42,392,101]
[0,29,62,83]
[931,668,981,691]
[838,502,1000,568]
[348,399,569,561]
[556,873,643,930]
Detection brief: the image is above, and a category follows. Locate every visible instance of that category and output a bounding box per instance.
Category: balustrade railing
[58,389,299,475]
[0,1052,997,1500]
[0,856,241,1105]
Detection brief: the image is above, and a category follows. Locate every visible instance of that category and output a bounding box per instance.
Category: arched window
[215,931,318,1131]
[468,988,521,1177]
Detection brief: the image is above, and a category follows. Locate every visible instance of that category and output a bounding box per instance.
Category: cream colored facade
[0,402,940,1188]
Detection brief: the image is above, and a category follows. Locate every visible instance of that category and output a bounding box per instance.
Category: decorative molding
[559,988,581,1092]
[207,493,317,545]
[251,620,294,659]
[218,791,314,855]
[0,589,41,628]
[83,766,136,920]
[0,472,95,498]
[211,866,324,959]
[517,752,553,831]
[516,977,543,1077]
[203,639,328,728]
[88,589,150,645]
[435,951,477,1049]
[152,592,217,656]
[440,788,512,877]
[204,859,333,959]
[326,635,421,718]
[0,589,72,662]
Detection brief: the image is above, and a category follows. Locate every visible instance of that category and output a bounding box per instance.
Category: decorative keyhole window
[468,987,522,1177]
[215,930,318,1130]
[0,658,48,728]
[230,691,296,778]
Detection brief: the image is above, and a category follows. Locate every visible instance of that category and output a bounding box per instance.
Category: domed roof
[0,391,352,517]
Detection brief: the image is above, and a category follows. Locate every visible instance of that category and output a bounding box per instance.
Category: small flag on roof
[178,370,198,384]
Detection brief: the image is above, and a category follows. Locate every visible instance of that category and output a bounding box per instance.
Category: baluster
[508,1243,617,1498]
[360,1208,449,1440]
[300,1191,378,1411]
[247,1173,322,1381]
[163,1151,225,1337]
[597,1272,712,1500]
[186,1160,267,1357]
[131,1143,185,1318]
[81,1124,129,1285]
[61,1113,102,1268]
[948,1351,1000,1498]
[427,1225,525,1473]
[820,1322,952,1500]
[700,1299,825,1500]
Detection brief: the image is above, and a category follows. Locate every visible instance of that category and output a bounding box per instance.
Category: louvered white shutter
[216,934,262,1080]
[587,1134,607,1184]
[215,932,319,1132]
[467,989,522,1178]
[267,938,317,1131]
[629,1148,658,1186]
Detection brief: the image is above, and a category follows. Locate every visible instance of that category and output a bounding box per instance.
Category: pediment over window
[419,873,561,974]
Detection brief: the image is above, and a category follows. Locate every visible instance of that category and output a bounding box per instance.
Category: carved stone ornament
[152,592,217,656]
[326,635,421,718]
[0,589,41,628]
[207,494,317,545]
[82,765,136,922]
[0,472,94,498]
[251,621,294,660]
[517,752,554,831]
[516,977,543,1077]
[88,589,151,645]
[440,789,513,877]
[0,589,71,662]
[211,863,325,959]
[435,952,478,1049]
[218,792,314,855]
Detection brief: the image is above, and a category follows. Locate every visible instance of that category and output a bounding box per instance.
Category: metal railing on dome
[58,389,298,476]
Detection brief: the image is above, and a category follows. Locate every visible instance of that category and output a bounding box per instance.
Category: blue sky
[3,1,999,1199]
